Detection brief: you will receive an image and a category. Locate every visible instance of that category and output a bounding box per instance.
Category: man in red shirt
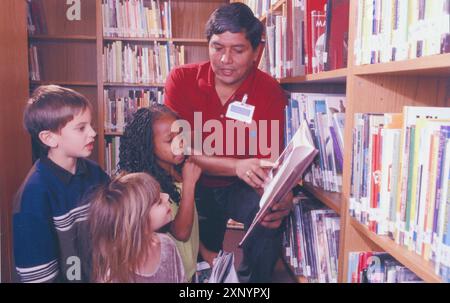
[164,2,293,282]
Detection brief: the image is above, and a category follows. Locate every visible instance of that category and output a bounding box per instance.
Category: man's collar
[41,157,88,185]
[198,62,258,99]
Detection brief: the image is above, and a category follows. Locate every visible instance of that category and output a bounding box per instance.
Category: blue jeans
[195,181,282,283]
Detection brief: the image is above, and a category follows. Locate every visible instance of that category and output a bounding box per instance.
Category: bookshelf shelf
[103,37,207,44]
[103,82,165,88]
[279,68,348,84]
[282,259,309,283]
[103,36,170,42]
[171,38,208,44]
[104,132,123,136]
[353,53,450,77]
[30,80,97,87]
[281,249,308,283]
[301,183,342,215]
[29,35,97,42]
[350,217,442,283]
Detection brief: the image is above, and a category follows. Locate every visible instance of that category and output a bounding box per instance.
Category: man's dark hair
[206,2,263,50]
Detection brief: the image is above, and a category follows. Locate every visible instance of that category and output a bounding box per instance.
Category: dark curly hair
[118,105,182,204]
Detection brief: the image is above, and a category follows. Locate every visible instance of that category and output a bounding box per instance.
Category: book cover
[325,0,350,70]
[304,0,327,74]
[239,120,318,247]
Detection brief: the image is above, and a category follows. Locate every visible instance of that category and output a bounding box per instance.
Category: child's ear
[38,130,58,148]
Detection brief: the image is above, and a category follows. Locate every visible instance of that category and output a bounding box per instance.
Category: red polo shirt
[164,61,286,187]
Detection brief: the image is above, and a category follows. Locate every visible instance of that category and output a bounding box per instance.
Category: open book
[239,120,318,247]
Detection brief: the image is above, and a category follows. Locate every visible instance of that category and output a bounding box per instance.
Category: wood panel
[351,76,449,113]
[171,0,227,39]
[0,0,32,282]
[32,42,97,82]
[183,44,210,64]
[33,0,96,36]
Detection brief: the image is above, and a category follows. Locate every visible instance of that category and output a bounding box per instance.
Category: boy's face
[53,108,96,159]
[209,31,259,88]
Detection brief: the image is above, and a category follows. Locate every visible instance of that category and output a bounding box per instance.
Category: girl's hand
[182,157,202,186]
[235,158,275,189]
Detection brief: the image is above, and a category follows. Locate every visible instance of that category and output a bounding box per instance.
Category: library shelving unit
[260,0,449,283]
[26,0,228,169]
[0,0,33,282]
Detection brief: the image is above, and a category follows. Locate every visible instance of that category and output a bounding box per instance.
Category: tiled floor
[223,228,296,283]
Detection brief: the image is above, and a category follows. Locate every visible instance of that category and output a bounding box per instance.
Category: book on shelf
[239,120,318,247]
[103,41,184,84]
[286,92,346,193]
[105,136,121,176]
[310,10,327,74]
[102,0,172,38]
[239,0,275,18]
[324,0,349,71]
[304,0,327,74]
[28,45,40,81]
[348,251,422,283]
[26,0,48,35]
[283,192,340,282]
[349,106,450,282]
[354,0,450,66]
[255,0,351,76]
[104,88,164,133]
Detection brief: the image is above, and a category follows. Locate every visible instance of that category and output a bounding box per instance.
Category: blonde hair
[89,172,161,282]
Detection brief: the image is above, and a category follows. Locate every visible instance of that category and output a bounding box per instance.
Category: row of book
[28,45,40,81]
[26,0,47,35]
[105,136,120,176]
[348,252,422,283]
[102,0,172,38]
[239,0,278,18]
[285,92,346,193]
[350,107,450,282]
[104,88,164,133]
[283,193,340,283]
[103,41,185,84]
[256,0,350,77]
[354,0,450,66]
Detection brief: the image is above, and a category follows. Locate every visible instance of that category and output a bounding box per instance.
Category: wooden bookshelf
[269,0,450,283]
[281,256,309,283]
[103,37,208,44]
[103,82,165,88]
[30,80,97,87]
[279,68,348,84]
[350,218,442,283]
[29,34,97,42]
[301,183,341,215]
[0,0,33,283]
[24,0,227,173]
[353,53,450,77]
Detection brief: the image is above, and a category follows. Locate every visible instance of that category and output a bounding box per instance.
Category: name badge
[225,94,255,124]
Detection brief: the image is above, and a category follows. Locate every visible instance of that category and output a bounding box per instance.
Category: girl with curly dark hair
[118,104,203,282]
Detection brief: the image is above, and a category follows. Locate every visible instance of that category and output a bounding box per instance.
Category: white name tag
[225,94,254,124]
